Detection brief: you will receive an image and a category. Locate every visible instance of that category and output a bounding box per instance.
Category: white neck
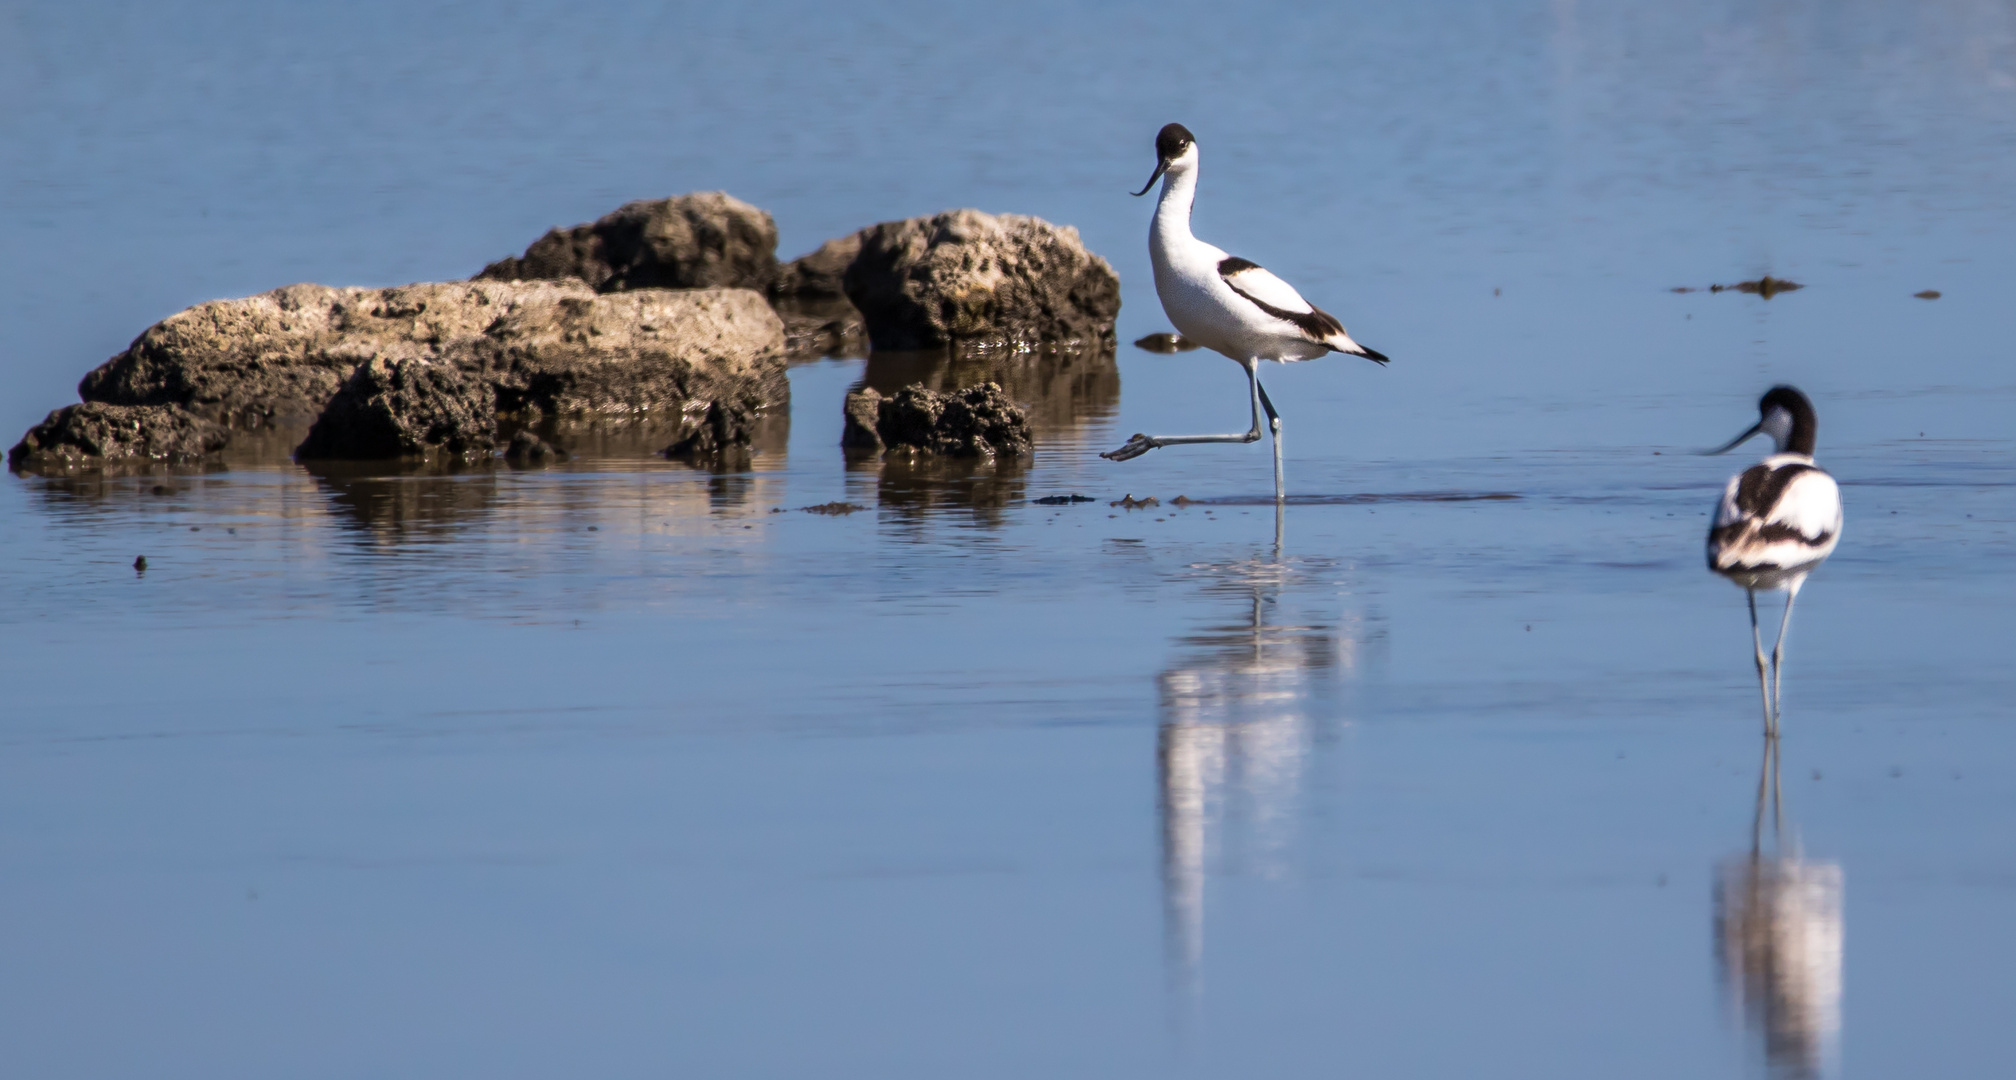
[1151,163,1199,245]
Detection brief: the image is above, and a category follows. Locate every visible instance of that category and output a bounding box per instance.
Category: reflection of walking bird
[1713,737,1843,1080]
[1103,123,1389,502]
[1704,386,1842,734]
[1157,532,1369,1001]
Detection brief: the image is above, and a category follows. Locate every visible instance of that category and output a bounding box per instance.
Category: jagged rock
[68,280,787,435]
[842,210,1120,351]
[8,403,228,472]
[841,382,1031,459]
[475,192,780,293]
[295,357,496,461]
[663,399,754,459]
[503,430,561,467]
[841,386,888,453]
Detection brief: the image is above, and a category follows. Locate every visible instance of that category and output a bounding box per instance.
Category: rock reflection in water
[855,344,1119,439]
[304,461,505,543]
[1713,737,1844,1080]
[851,455,1027,529]
[1158,516,1372,999]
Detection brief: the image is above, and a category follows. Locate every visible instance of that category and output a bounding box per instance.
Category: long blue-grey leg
[1748,590,1773,735]
[1102,362,1266,462]
[1257,379,1283,502]
[1769,586,1798,735]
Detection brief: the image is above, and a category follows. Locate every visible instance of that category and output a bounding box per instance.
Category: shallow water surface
[4,2,2016,1077]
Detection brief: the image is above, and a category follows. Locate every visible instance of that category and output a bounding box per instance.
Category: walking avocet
[1704,386,1842,733]
[1102,123,1388,501]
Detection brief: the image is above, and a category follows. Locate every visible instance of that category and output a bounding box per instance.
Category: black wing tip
[1352,344,1391,365]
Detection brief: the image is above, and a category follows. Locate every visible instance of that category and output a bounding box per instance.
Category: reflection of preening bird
[1704,386,1842,734]
[1103,123,1389,502]
[1714,737,1843,1080]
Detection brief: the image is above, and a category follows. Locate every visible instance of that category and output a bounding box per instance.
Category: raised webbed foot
[1100,434,1162,462]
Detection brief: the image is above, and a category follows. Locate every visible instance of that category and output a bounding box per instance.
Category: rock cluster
[476,192,780,293]
[13,191,1114,472]
[842,382,1032,459]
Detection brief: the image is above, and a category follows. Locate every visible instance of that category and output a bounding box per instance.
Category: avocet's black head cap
[1758,385,1811,418]
[1133,123,1196,196]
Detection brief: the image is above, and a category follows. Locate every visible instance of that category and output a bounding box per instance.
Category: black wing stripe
[1216,257,1346,343]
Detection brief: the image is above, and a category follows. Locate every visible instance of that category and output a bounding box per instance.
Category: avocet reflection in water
[1156,512,1380,1002]
[1714,735,1844,1080]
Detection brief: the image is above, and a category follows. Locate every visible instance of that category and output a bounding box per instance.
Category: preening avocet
[1704,386,1842,733]
[1102,123,1388,501]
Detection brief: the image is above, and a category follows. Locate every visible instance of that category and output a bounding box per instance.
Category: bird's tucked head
[1706,384,1818,457]
[1133,122,1198,197]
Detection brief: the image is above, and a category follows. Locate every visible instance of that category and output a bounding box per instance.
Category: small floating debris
[1111,494,1159,509]
[1031,494,1096,505]
[797,501,866,515]
[1133,332,1199,353]
[1915,289,1941,300]
[133,555,147,574]
[151,485,174,495]
[1710,276,1802,298]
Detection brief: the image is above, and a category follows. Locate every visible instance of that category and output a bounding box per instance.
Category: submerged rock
[772,235,869,361]
[475,192,780,293]
[842,210,1120,351]
[662,399,755,459]
[8,402,228,472]
[842,382,1032,459]
[65,280,786,439]
[771,296,868,361]
[503,430,562,467]
[295,357,495,461]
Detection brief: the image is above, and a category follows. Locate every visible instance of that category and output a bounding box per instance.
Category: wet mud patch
[1672,276,1803,298]
[775,501,867,515]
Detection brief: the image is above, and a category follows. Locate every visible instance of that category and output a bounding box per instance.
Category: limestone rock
[475,192,780,293]
[842,210,1120,351]
[295,357,496,461]
[70,280,787,434]
[8,403,228,472]
[842,382,1032,459]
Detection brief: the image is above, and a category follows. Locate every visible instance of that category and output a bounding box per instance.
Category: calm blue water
[3,2,2015,1076]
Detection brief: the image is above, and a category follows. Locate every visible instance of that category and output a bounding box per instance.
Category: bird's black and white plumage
[1103,123,1388,499]
[1706,387,1842,590]
[1704,385,1842,734]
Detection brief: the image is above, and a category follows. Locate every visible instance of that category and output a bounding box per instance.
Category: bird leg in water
[1769,586,1798,733]
[1748,590,1775,735]
[1101,362,1266,462]
[1257,380,1283,502]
